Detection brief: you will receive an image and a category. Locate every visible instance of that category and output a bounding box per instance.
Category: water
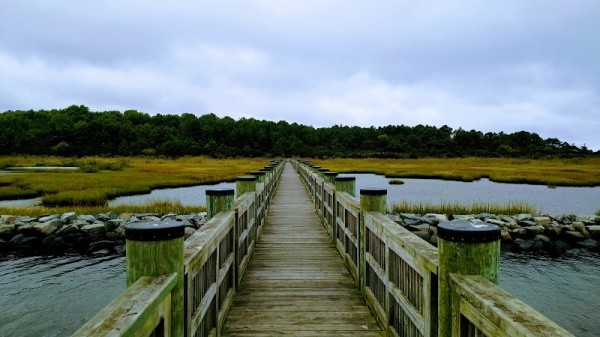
[346,173,600,215]
[2,175,597,215]
[108,181,236,206]
[0,252,598,337]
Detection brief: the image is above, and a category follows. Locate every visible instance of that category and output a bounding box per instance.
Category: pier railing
[73,160,284,337]
[292,159,573,337]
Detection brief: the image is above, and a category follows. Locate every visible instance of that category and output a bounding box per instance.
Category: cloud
[1,1,599,150]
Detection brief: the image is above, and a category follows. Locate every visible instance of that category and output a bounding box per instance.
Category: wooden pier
[222,164,382,336]
[74,159,575,337]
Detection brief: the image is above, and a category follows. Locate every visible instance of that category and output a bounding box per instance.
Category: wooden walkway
[222,163,383,336]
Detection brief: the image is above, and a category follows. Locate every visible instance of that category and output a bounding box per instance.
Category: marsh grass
[0,156,268,207]
[0,200,205,216]
[312,157,600,187]
[392,200,539,215]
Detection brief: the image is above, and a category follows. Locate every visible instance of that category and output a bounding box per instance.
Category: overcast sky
[1,1,599,149]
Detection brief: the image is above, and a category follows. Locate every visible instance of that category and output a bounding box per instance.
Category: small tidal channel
[0,251,598,336]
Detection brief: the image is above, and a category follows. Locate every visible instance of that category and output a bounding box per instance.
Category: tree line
[0,105,595,158]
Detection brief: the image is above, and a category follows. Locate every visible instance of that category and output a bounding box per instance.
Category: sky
[1,1,599,150]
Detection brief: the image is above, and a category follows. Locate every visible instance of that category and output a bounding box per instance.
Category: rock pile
[0,212,207,256]
[392,213,600,256]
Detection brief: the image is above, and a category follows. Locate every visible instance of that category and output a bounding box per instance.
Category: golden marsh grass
[0,156,268,208]
[311,157,600,187]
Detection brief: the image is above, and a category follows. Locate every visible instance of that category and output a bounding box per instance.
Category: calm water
[0,252,598,337]
[348,173,600,215]
[1,174,597,215]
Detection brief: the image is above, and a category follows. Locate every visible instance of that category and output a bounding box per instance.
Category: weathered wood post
[248,170,266,183]
[236,175,257,196]
[359,188,387,295]
[126,220,185,337]
[335,176,356,197]
[317,168,329,179]
[437,220,501,336]
[324,171,339,184]
[206,188,235,220]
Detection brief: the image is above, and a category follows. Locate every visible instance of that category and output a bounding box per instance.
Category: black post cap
[206,188,234,196]
[248,171,267,176]
[324,172,339,176]
[126,220,184,241]
[318,168,329,172]
[237,175,257,181]
[437,220,501,243]
[312,166,321,169]
[360,188,387,196]
[335,176,356,181]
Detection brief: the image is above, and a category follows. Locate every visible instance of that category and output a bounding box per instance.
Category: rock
[428,233,438,247]
[514,238,534,251]
[60,212,77,224]
[398,213,416,220]
[485,218,506,227]
[105,231,121,240]
[72,220,90,228]
[16,216,36,224]
[106,219,123,231]
[18,224,45,238]
[78,214,97,223]
[420,217,440,226]
[115,244,126,255]
[181,219,194,228]
[47,237,69,254]
[534,234,551,245]
[577,239,599,250]
[0,225,15,240]
[523,225,545,236]
[125,216,140,224]
[403,218,422,227]
[88,240,115,253]
[0,215,18,225]
[114,225,126,237]
[550,240,571,257]
[518,220,537,227]
[39,214,60,223]
[414,230,432,242]
[34,219,63,235]
[96,212,117,221]
[501,242,513,252]
[533,217,551,226]
[500,229,512,241]
[532,240,544,251]
[0,238,8,252]
[55,224,81,236]
[91,249,111,256]
[544,225,563,239]
[184,227,196,239]
[511,227,527,237]
[164,213,178,220]
[409,223,430,232]
[142,215,161,222]
[10,234,40,251]
[572,222,591,238]
[118,213,134,220]
[81,223,107,235]
[563,230,585,241]
[516,214,533,222]
[587,225,600,240]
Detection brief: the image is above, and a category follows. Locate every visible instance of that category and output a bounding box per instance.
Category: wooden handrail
[72,274,177,337]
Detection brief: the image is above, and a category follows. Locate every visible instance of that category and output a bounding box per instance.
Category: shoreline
[1,211,598,257]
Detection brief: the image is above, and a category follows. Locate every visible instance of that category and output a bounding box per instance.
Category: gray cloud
[1,0,599,149]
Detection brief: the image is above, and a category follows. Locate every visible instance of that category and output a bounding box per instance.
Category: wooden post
[324,171,338,184]
[335,176,356,197]
[248,170,266,183]
[317,168,329,179]
[206,188,234,220]
[236,175,257,196]
[359,188,387,295]
[437,220,501,337]
[126,220,185,337]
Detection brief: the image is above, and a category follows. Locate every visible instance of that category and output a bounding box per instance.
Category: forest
[0,105,595,158]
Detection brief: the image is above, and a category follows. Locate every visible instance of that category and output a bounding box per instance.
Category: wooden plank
[221,162,383,337]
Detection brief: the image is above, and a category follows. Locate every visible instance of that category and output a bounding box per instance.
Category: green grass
[391,200,539,215]
[0,156,269,208]
[0,200,205,216]
[311,157,600,187]
[389,179,405,185]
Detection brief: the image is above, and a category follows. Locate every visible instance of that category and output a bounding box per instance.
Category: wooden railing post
[126,221,185,337]
[335,176,356,197]
[236,175,257,195]
[324,171,338,184]
[359,188,387,295]
[437,220,501,337]
[248,170,266,183]
[206,188,235,220]
[317,168,329,179]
